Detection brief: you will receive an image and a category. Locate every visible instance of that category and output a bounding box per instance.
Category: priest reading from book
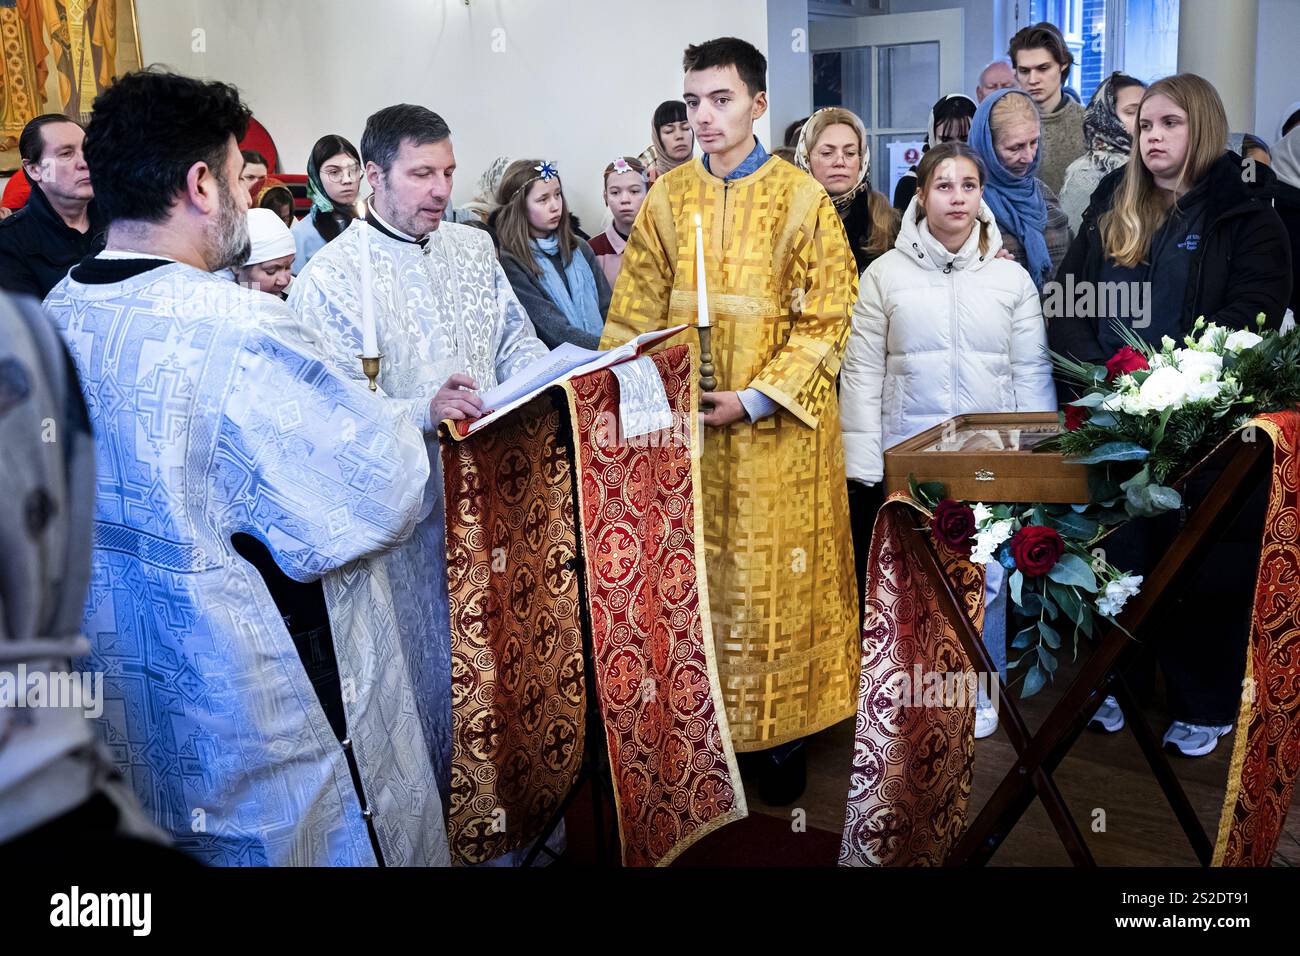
[600,36,860,802]
[40,69,449,866]
[287,103,551,840]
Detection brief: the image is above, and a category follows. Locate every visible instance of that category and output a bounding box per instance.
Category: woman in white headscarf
[1271,128,1300,189]
[232,208,298,298]
[447,155,511,224]
[1276,100,1300,145]
[794,107,899,275]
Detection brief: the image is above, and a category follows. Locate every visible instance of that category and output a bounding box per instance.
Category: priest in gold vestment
[600,37,859,799]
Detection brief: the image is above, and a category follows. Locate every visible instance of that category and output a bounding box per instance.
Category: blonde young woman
[1050,74,1291,757]
[1051,73,1290,365]
[840,142,1056,737]
[793,107,900,275]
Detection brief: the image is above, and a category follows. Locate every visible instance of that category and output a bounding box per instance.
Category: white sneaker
[1088,695,1125,733]
[974,702,999,739]
[1163,720,1234,757]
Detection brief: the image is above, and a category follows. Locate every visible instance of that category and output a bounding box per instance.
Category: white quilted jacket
[840,197,1057,484]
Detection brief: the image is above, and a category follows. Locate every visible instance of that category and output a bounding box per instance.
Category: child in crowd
[841,142,1056,738]
[491,159,611,349]
[587,156,648,288]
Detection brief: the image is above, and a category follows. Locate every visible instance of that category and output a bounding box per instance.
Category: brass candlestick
[358,353,383,392]
[697,326,716,392]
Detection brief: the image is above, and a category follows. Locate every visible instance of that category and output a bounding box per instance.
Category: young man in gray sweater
[1010,22,1086,195]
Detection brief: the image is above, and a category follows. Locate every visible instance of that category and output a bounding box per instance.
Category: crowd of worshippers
[0,23,1296,866]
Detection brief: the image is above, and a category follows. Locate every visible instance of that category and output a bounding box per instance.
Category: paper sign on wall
[887,141,926,198]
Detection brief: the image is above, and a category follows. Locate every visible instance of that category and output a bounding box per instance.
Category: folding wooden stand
[894,436,1271,866]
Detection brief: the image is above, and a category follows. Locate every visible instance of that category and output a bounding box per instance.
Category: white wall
[134,0,770,229]
[1255,0,1300,144]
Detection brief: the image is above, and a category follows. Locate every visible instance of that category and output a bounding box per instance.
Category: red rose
[931,499,976,554]
[1010,525,1065,577]
[1105,346,1149,381]
[1063,404,1088,431]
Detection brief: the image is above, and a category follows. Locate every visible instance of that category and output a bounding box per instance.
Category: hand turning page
[454,325,689,436]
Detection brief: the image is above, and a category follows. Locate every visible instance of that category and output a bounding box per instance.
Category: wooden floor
[739,646,1300,866]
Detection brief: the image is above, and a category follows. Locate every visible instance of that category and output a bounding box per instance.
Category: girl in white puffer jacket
[842,142,1057,482]
[841,142,1056,738]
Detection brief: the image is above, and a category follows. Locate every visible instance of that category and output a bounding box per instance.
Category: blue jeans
[978,562,1007,709]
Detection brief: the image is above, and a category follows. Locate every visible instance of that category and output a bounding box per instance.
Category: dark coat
[1267,175,1300,316]
[498,239,612,350]
[840,188,876,275]
[0,176,105,300]
[1048,151,1292,369]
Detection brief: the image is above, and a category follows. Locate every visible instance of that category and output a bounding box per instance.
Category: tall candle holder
[697,328,716,392]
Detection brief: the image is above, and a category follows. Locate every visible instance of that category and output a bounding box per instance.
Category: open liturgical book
[447,325,690,436]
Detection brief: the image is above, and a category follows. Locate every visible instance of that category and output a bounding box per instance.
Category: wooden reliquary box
[883,412,1091,504]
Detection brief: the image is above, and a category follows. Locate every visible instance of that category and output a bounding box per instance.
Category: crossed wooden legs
[899,438,1270,866]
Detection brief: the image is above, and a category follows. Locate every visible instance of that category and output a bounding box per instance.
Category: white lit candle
[357,218,378,358]
[694,213,710,328]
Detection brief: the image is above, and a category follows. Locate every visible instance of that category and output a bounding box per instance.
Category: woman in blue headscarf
[968,88,1072,288]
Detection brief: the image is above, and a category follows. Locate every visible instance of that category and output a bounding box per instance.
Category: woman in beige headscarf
[792,108,901,646]
[794,106,899,275]
[639,100,694,184]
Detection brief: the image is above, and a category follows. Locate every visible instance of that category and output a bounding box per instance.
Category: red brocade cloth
[1214,412,1300,866]
[441,398,587,865]
[566,344,747,865]
[839,497,985,866]
[441,344,746,866]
